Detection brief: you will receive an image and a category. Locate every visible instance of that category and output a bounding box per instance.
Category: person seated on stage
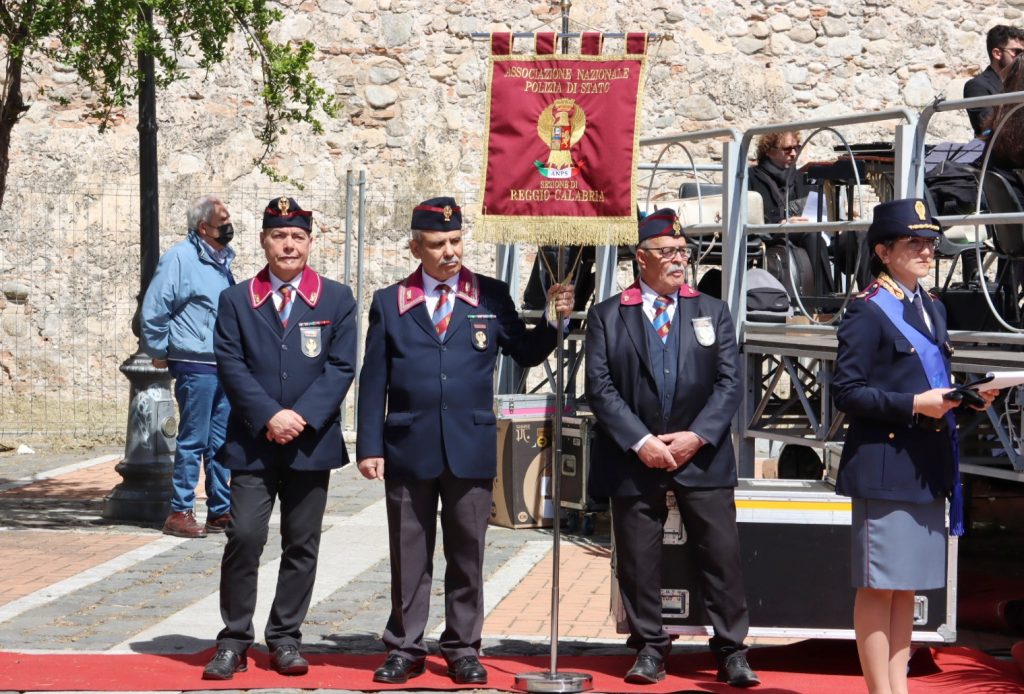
[982,53,1024,203]
[965,24,1024,138]
[748,131,834,298]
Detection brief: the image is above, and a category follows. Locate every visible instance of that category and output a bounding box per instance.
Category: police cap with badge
[638,207,687,244]
[412,196,461,231]
[866,197,940,247]
[263,196,313,232]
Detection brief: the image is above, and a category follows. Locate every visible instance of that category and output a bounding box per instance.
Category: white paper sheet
[802,191,827,222]
[969,371,1024,390]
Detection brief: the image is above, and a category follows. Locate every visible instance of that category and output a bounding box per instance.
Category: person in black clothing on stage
[965,25,1024,137]
[748,131,834,298]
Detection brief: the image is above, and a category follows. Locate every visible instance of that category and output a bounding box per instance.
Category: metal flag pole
[513,2,592,692]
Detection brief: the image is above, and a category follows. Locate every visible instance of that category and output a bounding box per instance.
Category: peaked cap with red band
[412,196,461,232]
[263,196,312,232]
[639,208,687,244]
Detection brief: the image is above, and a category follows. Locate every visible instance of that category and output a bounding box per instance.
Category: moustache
[667,263,686,273]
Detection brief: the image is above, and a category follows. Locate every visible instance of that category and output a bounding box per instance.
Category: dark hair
[755,131,802,165]
[984,54,1024,168]
[869,239,899,278]
[987,24,1024,57]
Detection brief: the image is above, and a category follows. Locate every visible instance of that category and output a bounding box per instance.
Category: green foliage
[0,0,337,178]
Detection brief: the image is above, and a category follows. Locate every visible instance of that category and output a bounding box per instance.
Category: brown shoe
[205,512,232,533]
[162,510,207,538]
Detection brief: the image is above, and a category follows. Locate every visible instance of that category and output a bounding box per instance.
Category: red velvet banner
[477,51,647,244]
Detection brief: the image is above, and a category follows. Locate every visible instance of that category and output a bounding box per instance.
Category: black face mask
[210,222,234,245]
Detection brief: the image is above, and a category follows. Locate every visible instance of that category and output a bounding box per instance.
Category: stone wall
[0,0,1014,442]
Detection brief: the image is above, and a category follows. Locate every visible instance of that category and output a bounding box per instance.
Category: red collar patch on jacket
[398,265,480,315]
[619,280,699,305]
[248,266,322,309]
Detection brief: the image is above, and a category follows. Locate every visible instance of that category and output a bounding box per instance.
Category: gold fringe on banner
[474,216,637,246]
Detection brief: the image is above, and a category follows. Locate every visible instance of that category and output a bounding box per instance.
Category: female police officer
[833,198,998,694]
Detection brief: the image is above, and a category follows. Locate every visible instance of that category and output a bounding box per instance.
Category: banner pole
[515,1,593,692]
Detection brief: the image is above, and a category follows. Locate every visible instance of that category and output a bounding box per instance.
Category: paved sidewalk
[0,447,637,693]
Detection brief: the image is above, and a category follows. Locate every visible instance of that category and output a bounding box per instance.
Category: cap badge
[443,205,453,222]
[672,220,682,237]
[278,197,290,213]
[915,200,926,221]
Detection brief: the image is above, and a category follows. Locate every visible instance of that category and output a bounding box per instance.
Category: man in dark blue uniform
[585,209,759,688]
[202,197,357,680]
[356,197,574,686]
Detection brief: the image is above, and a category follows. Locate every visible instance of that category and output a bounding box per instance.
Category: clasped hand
[639,431,703,471]
[266,409,307,445]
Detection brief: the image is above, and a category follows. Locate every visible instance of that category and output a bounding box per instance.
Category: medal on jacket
[692,316,715,347]
[301,326,322,358]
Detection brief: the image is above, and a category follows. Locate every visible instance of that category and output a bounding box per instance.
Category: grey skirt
[851,496,947,590]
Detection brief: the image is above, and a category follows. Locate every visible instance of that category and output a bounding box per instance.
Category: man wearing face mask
[142,195,237,539]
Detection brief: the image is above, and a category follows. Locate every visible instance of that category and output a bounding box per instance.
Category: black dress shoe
[202,648,247,680]
[271,644,309,675]
[717,649,760,688]
[447,655,488,685]
[373,653,426,684]
[624,654,665,684]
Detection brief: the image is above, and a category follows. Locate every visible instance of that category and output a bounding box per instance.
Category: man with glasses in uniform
[584,209,759,688]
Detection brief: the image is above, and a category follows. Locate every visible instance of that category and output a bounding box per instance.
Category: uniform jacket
[214,266,357,472]
[356,266,558,480]
[584,282,741,497]
[141,231,235,364]
[833,282,955,503]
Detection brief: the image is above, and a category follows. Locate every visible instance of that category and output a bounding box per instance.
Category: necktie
[433,284,452,338]
[912,294,933,338]
[652,294,673,343]
[279,285,294,328]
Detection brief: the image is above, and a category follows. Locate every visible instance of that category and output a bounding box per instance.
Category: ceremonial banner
[476,34,648,245]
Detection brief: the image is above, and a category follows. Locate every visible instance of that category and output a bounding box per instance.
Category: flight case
[611,479,957,642]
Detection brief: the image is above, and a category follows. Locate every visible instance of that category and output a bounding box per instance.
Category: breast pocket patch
[301,326,322,358]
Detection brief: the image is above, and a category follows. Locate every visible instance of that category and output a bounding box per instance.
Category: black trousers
[216,465,330,653]
[612,485,749,660]
[383,468,492,663]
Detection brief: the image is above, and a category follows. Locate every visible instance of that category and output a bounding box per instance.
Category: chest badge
[473,329,488,351]
[300,326,322,358]
[692,316,715,347]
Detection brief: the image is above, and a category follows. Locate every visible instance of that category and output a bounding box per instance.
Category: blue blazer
[356,267,558,480]
[214,266,357,472]
[584,282,741,497]
[833,284,954,503]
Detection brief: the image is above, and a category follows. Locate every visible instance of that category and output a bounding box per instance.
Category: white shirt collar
[421,268,457,296]
[269,271,300,293]
[893,278,922,302]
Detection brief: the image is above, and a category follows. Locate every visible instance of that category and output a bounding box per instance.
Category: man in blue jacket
[202,197,357,681]
[357,197,573,686]
[141,195,236,538]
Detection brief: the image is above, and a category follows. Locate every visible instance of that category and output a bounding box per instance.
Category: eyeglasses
[775,145,800,153]
[642,246,692,260]
[1002,46,1024,58]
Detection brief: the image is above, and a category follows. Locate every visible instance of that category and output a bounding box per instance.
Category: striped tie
[652,294,673,343]
[279,285,294,328]
[433,284,452,338]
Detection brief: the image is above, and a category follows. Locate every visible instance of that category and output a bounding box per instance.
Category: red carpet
[1,641,1022,692]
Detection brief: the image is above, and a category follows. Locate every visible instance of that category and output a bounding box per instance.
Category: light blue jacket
[141,231,235,364]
